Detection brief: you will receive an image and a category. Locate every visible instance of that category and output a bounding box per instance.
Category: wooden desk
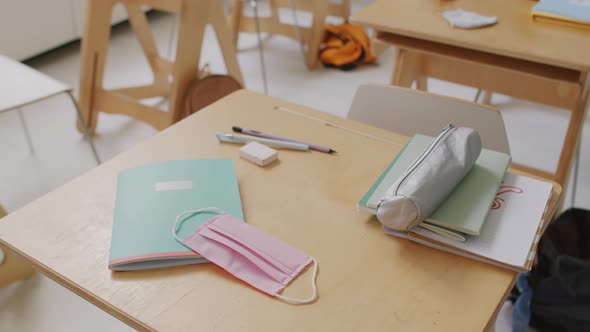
[351,0,590,190]
[0,91,560,331]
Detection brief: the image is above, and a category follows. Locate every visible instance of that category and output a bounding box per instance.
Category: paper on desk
[408,173,553,269]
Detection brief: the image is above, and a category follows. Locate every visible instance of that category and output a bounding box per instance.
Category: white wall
[0,1,130,61]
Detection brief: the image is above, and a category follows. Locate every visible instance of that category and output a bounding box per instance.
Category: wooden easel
[0,204,34,287]
[78,0,244,133]
[229,0,350,69]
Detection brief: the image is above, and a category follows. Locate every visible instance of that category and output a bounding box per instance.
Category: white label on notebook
[155,180,193,191]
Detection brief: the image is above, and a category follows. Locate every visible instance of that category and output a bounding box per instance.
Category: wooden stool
[229,0,350,69]
[78,0,244,133]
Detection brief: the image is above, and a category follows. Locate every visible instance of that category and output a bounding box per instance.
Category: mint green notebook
[109,159,243,271]
[358,134,511,239]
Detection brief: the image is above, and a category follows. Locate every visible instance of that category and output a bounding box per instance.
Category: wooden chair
[229,0,350,69]
[78,0,244,134]
[0,204,34,287]
[348,84,511,154]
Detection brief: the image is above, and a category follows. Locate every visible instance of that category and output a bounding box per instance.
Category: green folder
[358,135,511,240]
[109,159,243,271]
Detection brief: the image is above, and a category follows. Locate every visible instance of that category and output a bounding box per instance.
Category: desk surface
[0,91,560,332]
[351,0,590,71]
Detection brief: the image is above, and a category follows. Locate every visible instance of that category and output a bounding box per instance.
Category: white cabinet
[0,0,130,61]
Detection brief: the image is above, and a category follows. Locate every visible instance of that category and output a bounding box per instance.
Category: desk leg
[306,0,329,69]
[0,247,35,288]
[78,1,114,135]
[168,0,210,124]
[211,1,244,85]
[482,91,493,105]
[391,48,423,88]
[0,205,34,287]
[416,77,428,91]
[555,73,589,192]
[371,29,390,57]
[229,0,243,48]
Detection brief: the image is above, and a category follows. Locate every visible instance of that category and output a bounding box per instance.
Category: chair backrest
[347,84,511,155]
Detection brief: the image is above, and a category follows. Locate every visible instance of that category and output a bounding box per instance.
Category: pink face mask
[172,208,318,304]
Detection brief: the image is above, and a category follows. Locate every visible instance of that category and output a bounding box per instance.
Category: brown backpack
[181,65,243,120]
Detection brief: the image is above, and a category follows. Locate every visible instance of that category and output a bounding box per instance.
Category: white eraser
[240,142,278,167]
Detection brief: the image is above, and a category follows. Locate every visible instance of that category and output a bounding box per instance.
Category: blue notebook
[109,159,244,271]
[532,0,590,29]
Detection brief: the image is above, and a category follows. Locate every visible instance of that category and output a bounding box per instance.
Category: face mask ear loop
[275,258,318,304]
[172,207,224,243]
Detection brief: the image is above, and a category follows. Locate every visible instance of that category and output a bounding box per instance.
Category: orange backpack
[319,23,376,70]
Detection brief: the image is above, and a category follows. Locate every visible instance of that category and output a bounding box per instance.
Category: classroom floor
[0,2,588,331]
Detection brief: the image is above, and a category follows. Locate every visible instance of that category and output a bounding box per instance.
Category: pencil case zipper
[393,124,456,197]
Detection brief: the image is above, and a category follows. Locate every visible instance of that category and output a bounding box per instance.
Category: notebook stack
[358,134,555,272]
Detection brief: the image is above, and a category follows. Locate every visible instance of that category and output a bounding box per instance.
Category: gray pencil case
[376,125,482,231]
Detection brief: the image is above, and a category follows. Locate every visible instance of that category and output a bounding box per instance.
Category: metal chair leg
[17,108,34,153]
[251,0,269,95]
[66,91,101,165]
[474,89,482,103]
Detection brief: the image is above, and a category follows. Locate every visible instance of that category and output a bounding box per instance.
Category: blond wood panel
[209,0,244,85]
[125,0,182,13]
[391,49,421,87]
[0,245,35,287]
[110,84,169,100]
[154,58,173,75]
[378,32,582,83]
[0,91,561,331]
[167,0,210,124]
[79,0,243,133]
[377,33,583,110]
[229,0,243,47]
[0,205,34,287]
[305,1,330,69]
[351,0,590,71]
[421,54,580,110]
[555,73,590,187]
[78,0,114,133]
[512,163,556,183]
[125,4,168,87]
[95,90,170,130]
[273,0,349,17]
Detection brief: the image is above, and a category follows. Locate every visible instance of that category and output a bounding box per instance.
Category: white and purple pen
[232,126,337,154]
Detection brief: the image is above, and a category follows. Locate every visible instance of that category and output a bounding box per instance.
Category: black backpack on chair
[528,208,590,332]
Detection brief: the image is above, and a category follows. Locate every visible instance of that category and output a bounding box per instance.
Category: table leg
[211,0,244,85]
[306,0,329,69]
[0,247,35,288]
[0,205,34,287]
[482,91,493,105]
[391,48,422,88]
[229,0,243,48]
[168,0,211,124]
[78,0,114,135]
[555,73,589,191]
[416,76,428,91]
